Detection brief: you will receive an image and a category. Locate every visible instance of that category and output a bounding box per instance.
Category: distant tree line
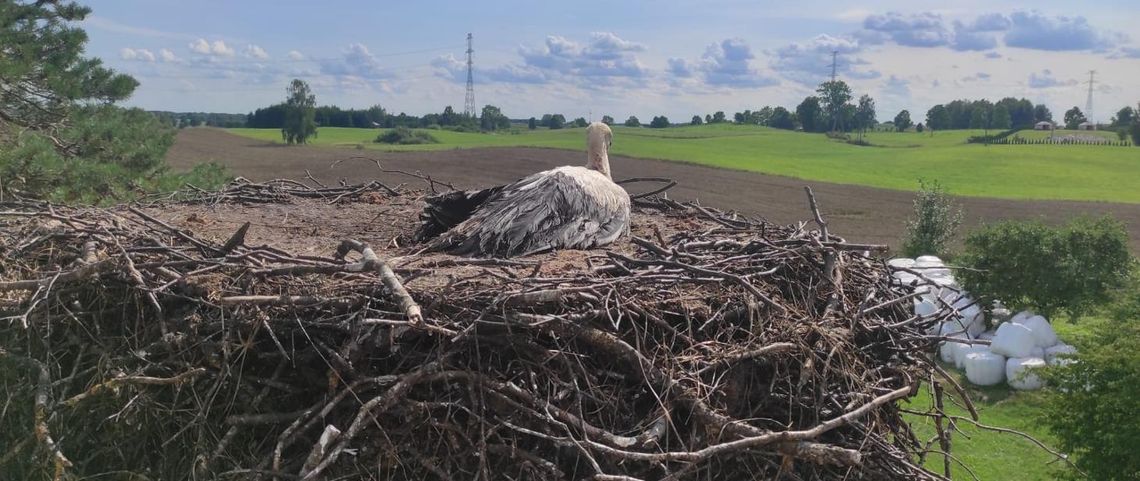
[150,111,247,128]
[247,103,488,130]
[924,98,1042,131]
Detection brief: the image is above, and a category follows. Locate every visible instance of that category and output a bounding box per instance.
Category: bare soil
[167,128,1140,252]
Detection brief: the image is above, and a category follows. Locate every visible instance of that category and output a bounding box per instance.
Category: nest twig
[0,178,1042,480]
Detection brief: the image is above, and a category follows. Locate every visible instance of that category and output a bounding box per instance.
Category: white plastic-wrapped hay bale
[990,322,1036,358]
[1018,314,1059,348]
[1030,346,1046,359]
[915,255,943,265]
[965,352,1006,386]
[1010,311,1033,325]
[1045,344,1078,365]
[938,323,968,364]
[977,330,997,341]
[955,344,990,370]
[990,302,1012,324]
[914,298,938,318]
[1006,357,1046,390]
[888,258,916,269]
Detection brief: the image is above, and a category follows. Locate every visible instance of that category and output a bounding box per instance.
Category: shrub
[957,216,1131,321]
[1040,266,1140,480]
[901,180,963,258]
[375,127,438,145]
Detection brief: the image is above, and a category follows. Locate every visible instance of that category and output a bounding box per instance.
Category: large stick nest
[1,177,965,480]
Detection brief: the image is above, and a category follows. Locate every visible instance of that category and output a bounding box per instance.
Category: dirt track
[167,128,1140,252]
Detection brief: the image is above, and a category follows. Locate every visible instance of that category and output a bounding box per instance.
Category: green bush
[1040,266,1140,480]
[957,216,1131,321]
[901,179,963,258]
[375,127,438,145]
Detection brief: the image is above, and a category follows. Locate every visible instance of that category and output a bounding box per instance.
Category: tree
[969,105,989,129]
[572,117,588,128]
[756,106,774,126]
[649,116,670,128]
[1111,106,1135,127]
[958,216,1130,321]
[854,95,876,140]
[705,114,712,124]
[816,80,853,131]
[991,103,1011,129]
[711,111,727,123]
[916,123,925,133]
[1131,120,1140,147]
[548,114,566,129]
[624,116,640,127]
[796,97,824,133]
[1064,106,1086,129]
[439,105,461,126]
[1041,310,1140,481]
[527,117,537,130]
[892,110,912,132]
[733,111,745,124]
[479,104,510,131]
[282,79,317,144]
[601,115,614,125]
[902,180,962,258]
[926,104,951,131]
[691,115,703,125]
[768,107,795,130]
[1034,103,1053,122]
[0,1,195,202]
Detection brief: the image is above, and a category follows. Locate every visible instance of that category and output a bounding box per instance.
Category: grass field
[228,125,1140,204]
[1014,128,1121,141]
[903,319,1099,480]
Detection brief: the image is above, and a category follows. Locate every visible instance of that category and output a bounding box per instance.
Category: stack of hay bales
[890,256,1077,390]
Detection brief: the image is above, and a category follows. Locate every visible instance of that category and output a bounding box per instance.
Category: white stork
[415,122,631,257]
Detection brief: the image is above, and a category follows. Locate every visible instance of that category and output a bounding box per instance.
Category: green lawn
[227,125,1140,203]
[902,319,1100,480]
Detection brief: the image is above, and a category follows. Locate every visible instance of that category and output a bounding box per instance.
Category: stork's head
[586,122,613,178]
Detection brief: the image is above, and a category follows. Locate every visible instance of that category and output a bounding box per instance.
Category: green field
[228,125,1140,203]
[1015,128,1122,141]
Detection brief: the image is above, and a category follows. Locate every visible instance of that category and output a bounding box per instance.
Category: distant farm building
[1077,121,1096,131]
[1034,121,1055,130]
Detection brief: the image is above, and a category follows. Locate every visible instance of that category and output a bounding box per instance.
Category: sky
[80,0,1140,123]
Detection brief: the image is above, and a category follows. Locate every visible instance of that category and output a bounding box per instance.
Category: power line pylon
[1084,70,1095,125]
[464,33,475,117]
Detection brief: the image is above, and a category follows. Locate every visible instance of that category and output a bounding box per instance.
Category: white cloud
[159,48,178,62]
[189,38,236,56]
[189,38,211,54]
[694,38,779,88]
[211,40,235,57]
[1027,69,1077,88]
[320,43,393,79]
[770,34,877,85]
[244,44,269,60]
[288,50,305,61]
[517,32,649,82]
[120,48,156,62]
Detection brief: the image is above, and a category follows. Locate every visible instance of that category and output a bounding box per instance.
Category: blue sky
[82,0,1140,123]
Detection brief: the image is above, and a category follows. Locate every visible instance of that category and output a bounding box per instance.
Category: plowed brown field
[167,128,1140,252]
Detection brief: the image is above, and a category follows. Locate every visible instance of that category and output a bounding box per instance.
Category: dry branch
[0,178,1045,481]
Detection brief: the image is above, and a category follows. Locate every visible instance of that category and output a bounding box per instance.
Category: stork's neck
[586,145,611,179]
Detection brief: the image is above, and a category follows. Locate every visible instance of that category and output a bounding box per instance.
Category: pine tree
[0,0,187,202]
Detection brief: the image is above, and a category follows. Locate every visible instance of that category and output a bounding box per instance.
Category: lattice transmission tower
[464,33,476,117]
[1084,70,1096,124]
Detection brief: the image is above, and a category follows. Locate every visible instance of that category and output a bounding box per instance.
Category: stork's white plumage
[415,122,631,257]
